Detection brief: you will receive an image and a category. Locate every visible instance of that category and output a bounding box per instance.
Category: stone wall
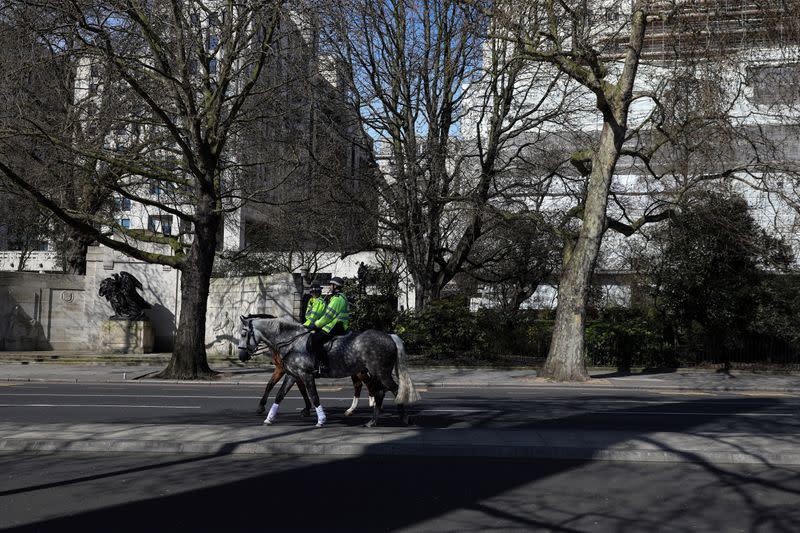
[0,245,302,353]
[205,273,301,356]
[0,272,86,350]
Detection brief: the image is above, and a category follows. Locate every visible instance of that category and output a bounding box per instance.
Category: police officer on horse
[303,280,325,328]
[307,276,349,375]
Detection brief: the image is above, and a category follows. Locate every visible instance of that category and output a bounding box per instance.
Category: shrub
[342,278,398,332]
[393,297,483,358]
[584,308,677,370]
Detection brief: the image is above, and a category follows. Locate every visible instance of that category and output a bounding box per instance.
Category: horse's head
[238,316,256,362]
[237,314,278,361]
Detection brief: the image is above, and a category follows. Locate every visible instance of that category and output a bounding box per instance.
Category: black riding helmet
[329,276,344,288]
[309,280,322,294]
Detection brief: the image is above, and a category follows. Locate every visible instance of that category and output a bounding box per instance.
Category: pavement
[1,356,800,466]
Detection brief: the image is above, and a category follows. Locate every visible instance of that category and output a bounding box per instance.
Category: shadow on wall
[145,304,175,353]
[0,297,52,352]
[205,310,236,357]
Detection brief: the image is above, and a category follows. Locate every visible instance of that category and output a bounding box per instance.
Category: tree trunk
[542,123,623,381]
[414,278,428,310]
[156,220,218,379]
[62,228,93,274]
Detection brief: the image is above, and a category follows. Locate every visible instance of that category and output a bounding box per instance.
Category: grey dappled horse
[242,314,378,418]
[254,341,379,418]
[238,316,420,427]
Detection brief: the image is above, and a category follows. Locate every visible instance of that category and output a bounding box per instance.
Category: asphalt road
[0,381,798,435]
[2,382,800,532]
[1,452,799,532]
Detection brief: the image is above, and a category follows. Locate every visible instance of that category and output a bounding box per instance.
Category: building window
[209,58,218,75]
[747,64,800,106]
[89,83,98,95]
[90,64,99,78]
[114,196,132,211]
[179,218,192,236]
[118,218,131,229]
[150,180,164,195]
[148,215,173,235]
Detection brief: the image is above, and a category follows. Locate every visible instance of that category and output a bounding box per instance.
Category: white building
[460,0,800,310]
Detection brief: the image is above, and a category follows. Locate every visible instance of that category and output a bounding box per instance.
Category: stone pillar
[100,319,155,354]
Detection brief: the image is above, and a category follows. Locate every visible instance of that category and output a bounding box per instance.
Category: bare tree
[0,1,298,379]
[321,0,578,309]
[480,0,799,380]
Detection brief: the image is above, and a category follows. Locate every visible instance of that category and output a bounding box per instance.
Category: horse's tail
[390,334,420,404]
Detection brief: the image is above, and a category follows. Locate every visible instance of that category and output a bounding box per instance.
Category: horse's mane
[242,314,302,333]
[276,317,303,331]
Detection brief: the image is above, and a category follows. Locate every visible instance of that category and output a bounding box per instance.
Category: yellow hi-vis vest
[314,293,350,333]
[303,296,326,327]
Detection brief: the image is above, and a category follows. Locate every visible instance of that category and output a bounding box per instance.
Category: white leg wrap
[315,405,327,427]
[368,396,375,407]
[264,403,279,425]
[344,396,359,416]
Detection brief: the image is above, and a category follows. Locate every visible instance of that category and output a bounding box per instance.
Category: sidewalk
[2,360,799,466]
[2,359,800,392]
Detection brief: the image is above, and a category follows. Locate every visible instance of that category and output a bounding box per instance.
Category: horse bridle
[242,319,310,357]
[242,319,270,357]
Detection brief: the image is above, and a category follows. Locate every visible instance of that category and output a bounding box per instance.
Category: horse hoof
[316,422,325,428]
[300,409,311,418]
[263,418,274,425]
[256,407,265,415]
[344,409,354,416]
[364,420,377,428]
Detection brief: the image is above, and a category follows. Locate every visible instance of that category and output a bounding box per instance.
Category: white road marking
[609,411,796,417]
[416,409,795,417]
[0,404,201,409]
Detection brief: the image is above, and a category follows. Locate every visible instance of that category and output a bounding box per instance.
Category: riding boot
[315,355,328,377]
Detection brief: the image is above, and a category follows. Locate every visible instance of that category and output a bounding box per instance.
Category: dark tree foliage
[650,191,793,352]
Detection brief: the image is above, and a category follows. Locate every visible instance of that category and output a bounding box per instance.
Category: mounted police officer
[303,281,325,328]
[306,276,350,375]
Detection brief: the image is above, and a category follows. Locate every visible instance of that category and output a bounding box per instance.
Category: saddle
[306,330,354,359]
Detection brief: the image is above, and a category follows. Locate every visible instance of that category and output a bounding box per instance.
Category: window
[114,197,132,211]
[208,35,219,52]
[179,218,192,236]
[118,218,130,229]
[747,64,800,106]
[89,83,98,95]
[209,59,218,75]
[90,64,99,78]
[150,180,164,195]
[148,215,173,235]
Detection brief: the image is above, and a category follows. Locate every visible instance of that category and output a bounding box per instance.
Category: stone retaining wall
[0,246,301,353]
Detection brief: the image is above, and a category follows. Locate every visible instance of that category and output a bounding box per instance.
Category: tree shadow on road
[2,396,800,532]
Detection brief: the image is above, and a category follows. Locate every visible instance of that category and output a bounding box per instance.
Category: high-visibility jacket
[314,292,350,333]
[303,296,326,327]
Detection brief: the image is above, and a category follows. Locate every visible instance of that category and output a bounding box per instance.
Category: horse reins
[245,319,310,357]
